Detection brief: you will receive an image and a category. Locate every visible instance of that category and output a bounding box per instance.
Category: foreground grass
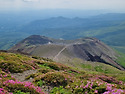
[0,51,125,94]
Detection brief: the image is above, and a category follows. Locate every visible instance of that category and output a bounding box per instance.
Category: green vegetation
[0,52,38,73]
[37,80,45,87]
[50,86,70,94]
[0,51,125,94]
[13,90,30,94]
[115,51,125,68]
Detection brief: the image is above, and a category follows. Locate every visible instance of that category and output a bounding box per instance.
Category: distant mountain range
[0,13,125,54]
[19,13,125,46]
[10,35,125,70]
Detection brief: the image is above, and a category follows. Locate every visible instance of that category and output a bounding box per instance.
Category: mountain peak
[21,35,52,45]
[10,35,125,70]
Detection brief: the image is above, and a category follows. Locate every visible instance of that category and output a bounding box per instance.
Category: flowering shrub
[0,88,10,94]
[65,75,125,94]
[103,89,125,94]
[0,52,125,94]
[3,80,45,94]
[0,69,15,84]
[0,69,45,94]
[98,75,122,84]
[0,52,40,73]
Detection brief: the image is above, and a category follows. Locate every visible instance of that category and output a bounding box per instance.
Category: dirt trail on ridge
[11,70,37,82]
[11,70,52,94]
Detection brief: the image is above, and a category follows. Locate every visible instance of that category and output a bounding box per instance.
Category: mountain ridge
[10,35,125,70]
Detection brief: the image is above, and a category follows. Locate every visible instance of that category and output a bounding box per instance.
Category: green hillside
[0,51,125,94]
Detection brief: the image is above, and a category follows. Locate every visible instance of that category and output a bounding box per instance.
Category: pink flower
[0,88,4,91]
[94,90,98,93]
[85,91,88,94]
[103,91,110,94]
[3,80,45,93]
[4,74,7,77]
[31,66,35,70]
[76,86,78,88]
[106,85,112,91]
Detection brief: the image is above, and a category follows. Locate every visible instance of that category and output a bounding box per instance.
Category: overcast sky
[0,0,125,12]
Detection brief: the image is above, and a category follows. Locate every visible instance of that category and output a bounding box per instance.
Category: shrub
[34,72,73,87]
[0,61,31,73]
[38,68,54,74]
[37,80,45,87]
[0,88,9,94]
[3,80,45,94]
[98,75,121,84]
[0,52,39,73]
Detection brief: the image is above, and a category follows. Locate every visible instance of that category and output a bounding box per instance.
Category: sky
[0,0,125,12]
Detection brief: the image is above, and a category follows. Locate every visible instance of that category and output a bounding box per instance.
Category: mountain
[18,13,125,53]
[1,13,125,54]
[10,35,125,70]
[20,13,125,38]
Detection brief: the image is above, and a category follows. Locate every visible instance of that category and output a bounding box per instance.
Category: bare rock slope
[10,35,125,70]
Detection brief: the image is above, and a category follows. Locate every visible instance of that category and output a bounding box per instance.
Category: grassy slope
[115,51,125,68]
[0,51,125,94]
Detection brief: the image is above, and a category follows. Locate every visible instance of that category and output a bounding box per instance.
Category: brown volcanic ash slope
[10,35,124,70]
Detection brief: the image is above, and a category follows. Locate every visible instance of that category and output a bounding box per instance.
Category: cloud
[23,0,39,2]
[0,0,125,12]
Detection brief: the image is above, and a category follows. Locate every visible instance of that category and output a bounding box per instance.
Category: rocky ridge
[10,35,125,70]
